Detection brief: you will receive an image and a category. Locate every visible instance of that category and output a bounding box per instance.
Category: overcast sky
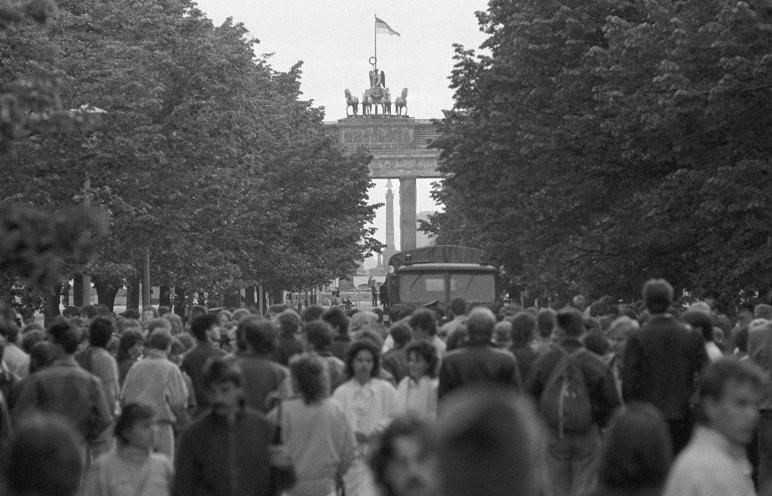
[193,0,490,263]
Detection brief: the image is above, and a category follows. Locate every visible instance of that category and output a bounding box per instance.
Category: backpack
[539,348,593,437]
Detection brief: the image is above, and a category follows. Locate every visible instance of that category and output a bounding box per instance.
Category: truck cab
[384,245,503,309]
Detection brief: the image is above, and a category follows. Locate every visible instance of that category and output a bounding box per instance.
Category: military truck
[383,245,503,310]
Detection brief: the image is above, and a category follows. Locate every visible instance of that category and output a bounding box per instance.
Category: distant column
[384,180,397,262]
[399,178,417,251]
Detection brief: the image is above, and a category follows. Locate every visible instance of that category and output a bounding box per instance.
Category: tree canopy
[1,0,379,310]
[428,0,772,307]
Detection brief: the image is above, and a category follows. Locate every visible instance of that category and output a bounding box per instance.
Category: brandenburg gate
[325,116,441,253]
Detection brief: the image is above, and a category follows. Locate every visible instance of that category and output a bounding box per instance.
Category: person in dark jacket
[438,307,521,400]
[526,308,621,496]
[173,358,294,496]
[622,278,708,454]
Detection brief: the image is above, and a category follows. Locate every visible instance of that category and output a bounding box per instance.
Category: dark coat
[438,343,521,400]
[621,314,707,421]
[526,338,621,429]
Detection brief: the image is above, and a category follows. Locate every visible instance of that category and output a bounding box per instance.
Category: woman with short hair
[80,403,173,496]
[272,354,357,496]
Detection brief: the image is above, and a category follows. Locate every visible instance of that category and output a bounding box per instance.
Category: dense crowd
[0,277,770,496]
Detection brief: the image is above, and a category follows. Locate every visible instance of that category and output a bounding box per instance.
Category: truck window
[449,273,496,302]
[399,273,446,303]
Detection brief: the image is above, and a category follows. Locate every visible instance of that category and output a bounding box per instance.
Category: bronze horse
[345,89,359,117]
[395,88,408,116]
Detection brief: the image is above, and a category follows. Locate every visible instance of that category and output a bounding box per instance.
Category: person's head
[536,308,556,339]
[735,326,749,354]
[449,297,467,317]
[147,330,172,352]
[571,294,587,311]
[276,310,302,337]
[20,330,44,354]
[370,414,438,496]
[290,354,329,404]
[168,338,185,365]
[4,414,84,496]
[302,304,325,323]
[141,306,159,321]
[493,321,513,348]
[87,316,114,348]
[146,318,171,337]
[608,316,639,360]
[190,313,220,343]
[589,301,610,318]
[437,389,542,496]
[698,358,767,446]
[121,308,140,321]
[303,320,334,352]
[0,317,19,346]
[406,340,438,380]
[28,341,58,375]
[556,308,585,339]
[163,313,184,335]
[345,339,381,384]
[409,308,438,341]
[509,311,537,348]
[642,279,673,314]
[62,306,81,320]
[191,305,207,319]
[466,307,496,345]
[597,402,673,491]
[755,304,772,320]
[322,306,350,336]
[119,318,141,334]
[114,403,157,450]
[584,330,610,356]
[237,317,277,355]
[683,309,716,343]
[46,318,80,355]
[389,322,413,349]
[118,330,144,360]
[231,308,252,323]
[157,305,170,317]
[350,311,380,336]
[202,358,243,419]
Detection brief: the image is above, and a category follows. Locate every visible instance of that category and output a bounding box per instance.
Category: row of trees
[427,0,772,308]
[1,0,380,315]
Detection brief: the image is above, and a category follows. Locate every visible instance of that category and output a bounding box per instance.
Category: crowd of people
[0,277,771,496]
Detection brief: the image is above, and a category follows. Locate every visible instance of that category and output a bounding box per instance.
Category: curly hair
[345,339,381,379]
[290,354,329,404]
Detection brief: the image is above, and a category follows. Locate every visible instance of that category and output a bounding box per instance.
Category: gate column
[399,177,417,251]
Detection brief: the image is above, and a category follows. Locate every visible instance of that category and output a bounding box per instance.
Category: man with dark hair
[121,330,188,462]
[0,317,28,379]
[382,322,413,383]
[534,308,557,356]
[174,358,295,496]
[301,304,325,323]
[76,317,120,420]
[664,358,766,496]
[438,307,521,400]
[13,318,112,460]
[509,311,539,381]
[3,414,84,496]
[409,308,446,359]
[623,278,708,454]
[233,317,291,413]
[272,310,304,366]
[181,314,225,416]
[527,308,620,496]
[440,297,467,339]
[303,320,346,390]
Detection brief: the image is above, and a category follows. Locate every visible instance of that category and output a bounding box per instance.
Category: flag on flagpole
[375,16,400,36]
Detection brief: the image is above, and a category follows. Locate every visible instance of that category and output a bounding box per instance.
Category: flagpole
[374,14,377,70]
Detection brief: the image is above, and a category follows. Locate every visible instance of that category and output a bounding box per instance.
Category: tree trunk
[43,284,62,326]
[95,281,119,313]
[173,287,187,321]
[269,286,282,307]
[159,285,171,307]
[126,280,140,311]
[73,273,84,307]
[245,286,256,307]
[223,292,241,309]
[61,281,71,308]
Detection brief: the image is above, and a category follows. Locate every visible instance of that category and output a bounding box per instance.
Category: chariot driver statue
[369,68,386,89]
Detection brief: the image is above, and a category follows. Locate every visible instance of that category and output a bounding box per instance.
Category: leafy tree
[431,0,772,306]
